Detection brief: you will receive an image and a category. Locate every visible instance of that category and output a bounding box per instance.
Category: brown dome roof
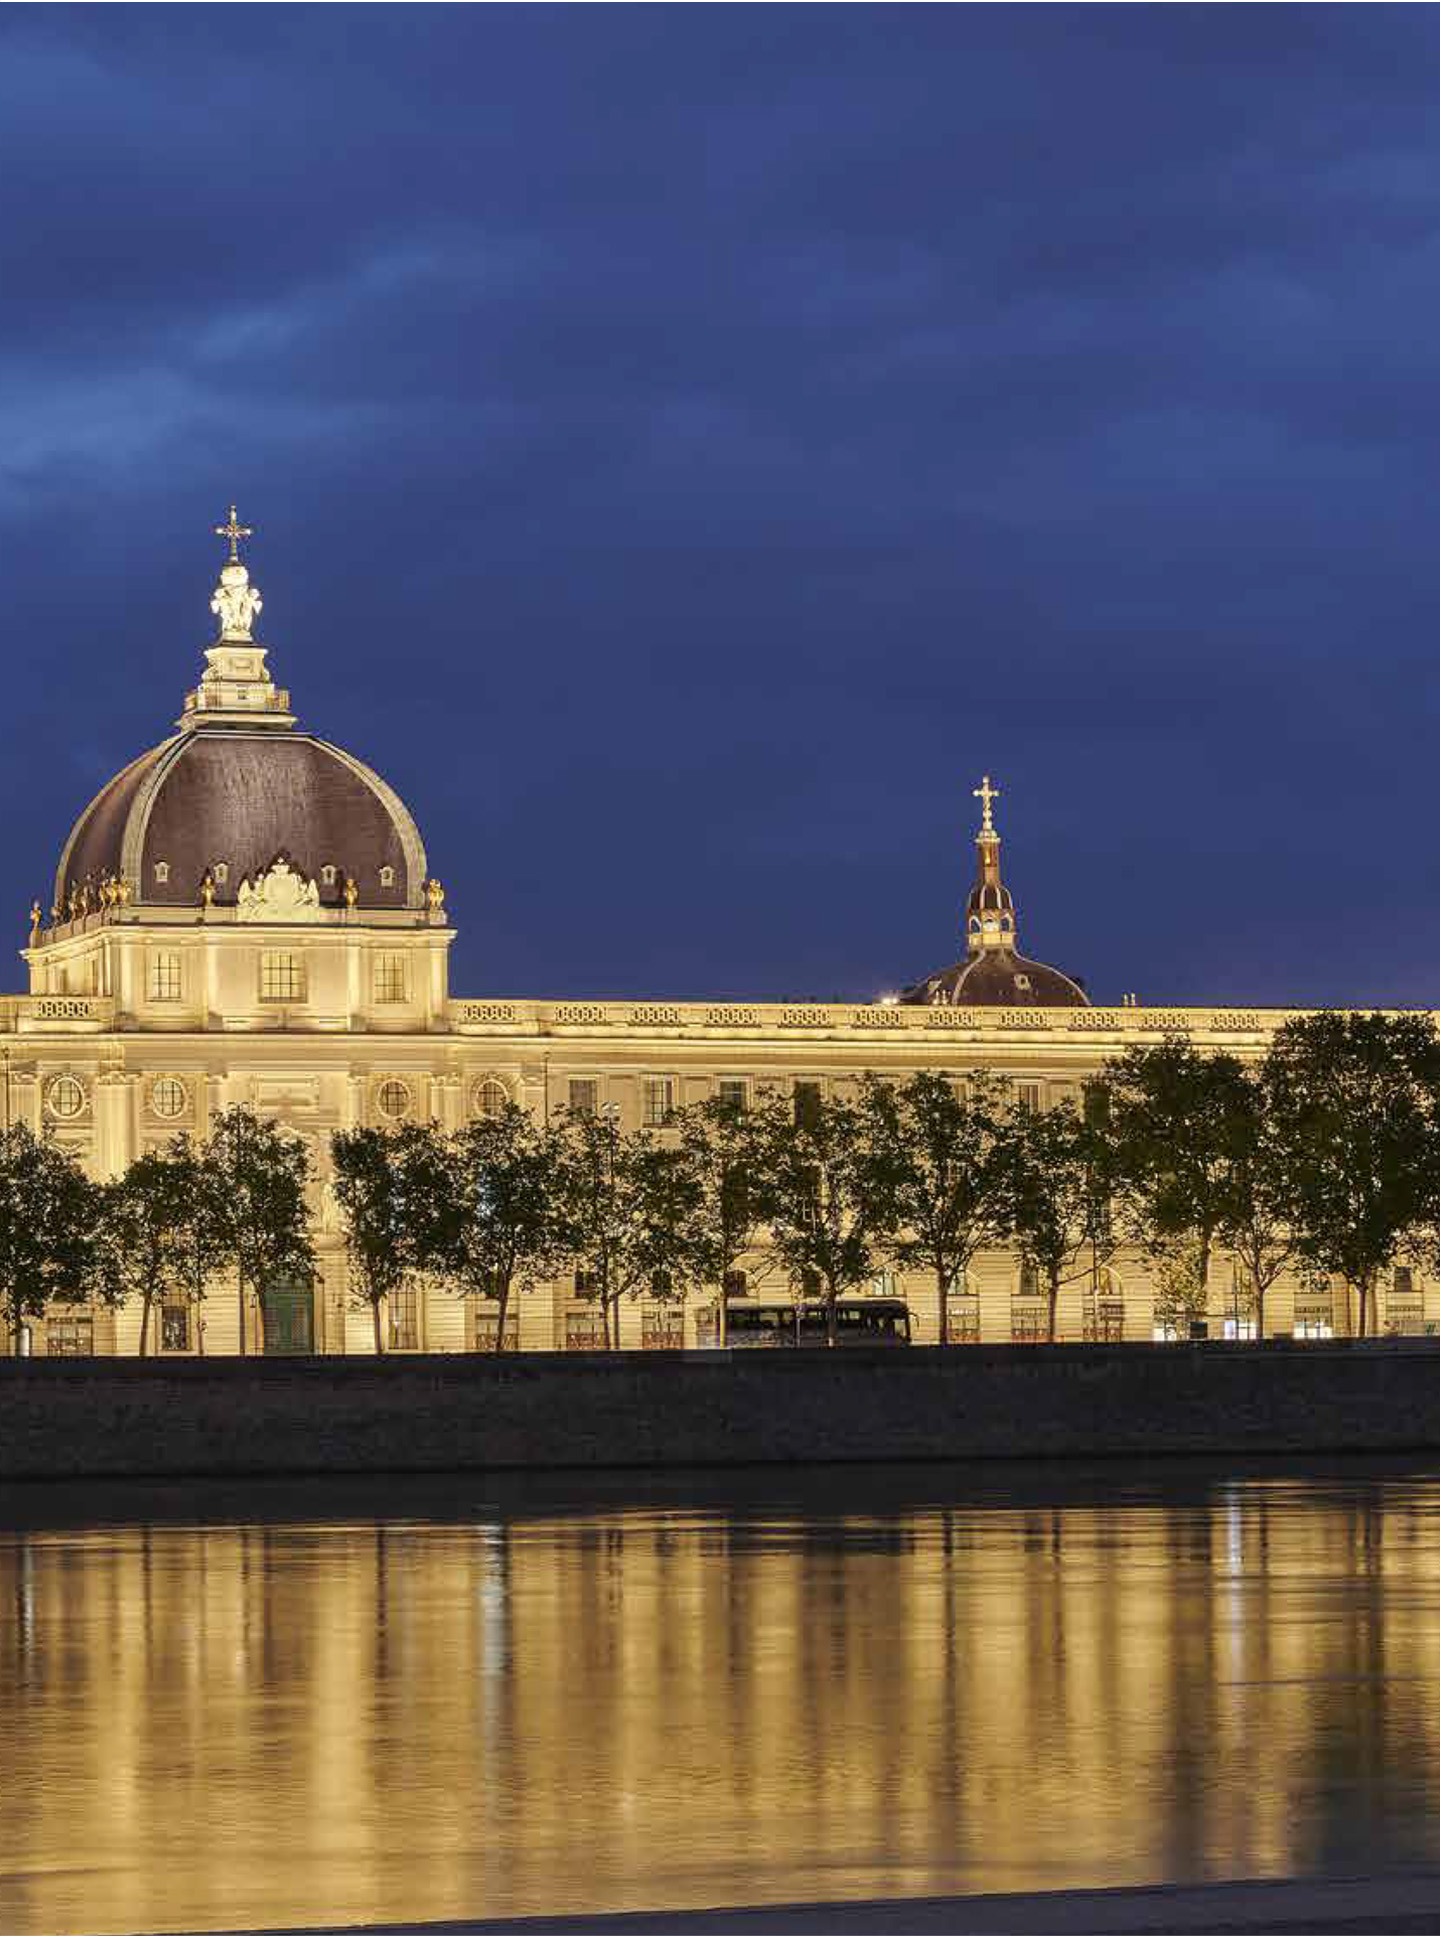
[900,950,1087,1009]
[55,727,427,913]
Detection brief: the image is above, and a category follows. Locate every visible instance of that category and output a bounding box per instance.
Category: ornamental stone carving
[211,561,263,643]
[236,857,321,923]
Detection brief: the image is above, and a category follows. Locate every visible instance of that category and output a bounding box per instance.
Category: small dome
[900,950,1087,1009]
[55,729,427,913]
[897,771,1088,1010]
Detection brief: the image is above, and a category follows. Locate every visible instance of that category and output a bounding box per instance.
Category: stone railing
[0,995,117,1034]
[448,997,1298,1042]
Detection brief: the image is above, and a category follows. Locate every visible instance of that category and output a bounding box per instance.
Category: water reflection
[3,1466,1440,1934]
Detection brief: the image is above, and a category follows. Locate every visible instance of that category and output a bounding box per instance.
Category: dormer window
[321,865,337,886]
[212,862,229,885]
[1013,973,1031,991]
[153,861,169,884]
[378,865,396,888]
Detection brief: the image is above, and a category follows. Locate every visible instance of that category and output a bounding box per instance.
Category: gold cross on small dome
[973,773,1000,835]
[214,504,253,563]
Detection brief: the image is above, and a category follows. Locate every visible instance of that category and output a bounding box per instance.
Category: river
[2,1458,1440,1935]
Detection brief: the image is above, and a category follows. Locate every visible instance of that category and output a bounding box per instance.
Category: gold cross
[973,773,1000,835]
[214,503,253,563]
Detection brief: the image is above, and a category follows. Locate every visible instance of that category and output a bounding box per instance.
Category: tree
[674,1094,777,1345]
[1264,1012,1440,1338]
[98,1136,227,1356]
[330,1122,441,1354]
[550,1109,704,1349]
[857,1070,1011,1346]
[0,1125,100,1354]
[413,1104,568,1351]
[1003,1097,1117,1343]
[1210,1061,1305,1341]
[749,1088,877,1346]
[204,1107,316,1354]
[1107,1036,1251,1324]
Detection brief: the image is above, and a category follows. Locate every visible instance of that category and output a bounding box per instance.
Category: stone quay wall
[3,1342,1440,1481]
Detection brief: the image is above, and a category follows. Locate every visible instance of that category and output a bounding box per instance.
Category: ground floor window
[47,1311,94,1355]
[1153,1319,1182,1342]
[1222,1316,1257,1341]
[1011,1308,1047,1344]
[388,1283,419,1351]
[641,1308,685,1350]
[470,1305,520,1351]
[1295,1312,1334,1340]
[944,1299,981,1343]
[565,1309,606,1350]
[1084,1300,1125,1343]
[160,1303,192,1352]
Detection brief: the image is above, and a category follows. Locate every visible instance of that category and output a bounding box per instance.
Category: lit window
[161,1304,191,1352]
[568,1079,598,1118]
[388,1282,419,1350]
[46,1312,94,1356]
[47,1076,85,1120]
[150,952,182,1002]
[373,954,407,1003]
[643,1076,676,1127]
[376,1079,411,1121]
[717,1078,747,1112]
[259,952,305,1002]
[151,1077,187,1120]
[475,1079,508,1118]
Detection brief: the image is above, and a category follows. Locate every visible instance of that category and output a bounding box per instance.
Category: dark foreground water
[4,1459,1440,1936]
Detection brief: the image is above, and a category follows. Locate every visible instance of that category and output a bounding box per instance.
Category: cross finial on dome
[973,774,1000,837]
[214,504,252,564]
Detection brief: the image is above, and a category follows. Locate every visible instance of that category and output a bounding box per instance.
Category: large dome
[55,729,427,915]
[50,514,428,919]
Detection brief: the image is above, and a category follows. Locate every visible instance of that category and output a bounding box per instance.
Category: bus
[721,1297,912,1348]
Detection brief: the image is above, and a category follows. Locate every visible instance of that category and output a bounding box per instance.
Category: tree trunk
[494,1278,511,1352]
[1047,1266,1061,1343]
[237,1260,246,1356]
[826,1291,837,1348]
[1255,1282,1266,1342]
[139,1291,152,1358]
[1358,1276,1370,1339]
[601,1294,613,1350]
[938,1270,949,1347]
[372,1298,384,1355]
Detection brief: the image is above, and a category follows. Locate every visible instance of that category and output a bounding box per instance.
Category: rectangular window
[388,1283,418,1351]
[793,1081,822,1130]
[574,1267,600,1296]
[373,954,407,1004]
[150,952,182,1002]
[717,1078,748,1112]
[642,1076,676,1127]
[1017,1261,1041,1299]
[568,1078,598,1118]
[1082,1082,1110,1126]
[565,1310,607,1350]
[47,1313,94,1356]
[160,1304,191,1352]
[259,952,305,1002]
[471,1306,520,1351]
[642,1309,685,1350]
[1394,1266,1416,1299]
[1016,1081,1043,1115]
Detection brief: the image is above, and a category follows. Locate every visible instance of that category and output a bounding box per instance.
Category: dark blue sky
[5,6,1440,1006]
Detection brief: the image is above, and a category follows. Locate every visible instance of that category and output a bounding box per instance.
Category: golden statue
[425,877,445,911]
[117,874,133,907]
[200,871,215,909]
[28,901,41,941]
[343,876,358,908]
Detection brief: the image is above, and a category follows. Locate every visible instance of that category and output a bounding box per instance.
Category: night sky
[5,8,1440,1008]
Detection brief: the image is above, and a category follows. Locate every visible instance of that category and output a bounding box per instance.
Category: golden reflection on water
[4,1473,1440,1935]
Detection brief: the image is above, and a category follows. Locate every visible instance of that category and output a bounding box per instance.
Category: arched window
[475,1079,509,1119]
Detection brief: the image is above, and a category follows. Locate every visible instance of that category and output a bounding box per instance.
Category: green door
[262,1272,314,1355]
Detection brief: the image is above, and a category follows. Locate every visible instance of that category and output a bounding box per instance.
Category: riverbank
[6,1339,1440,1481]
[156,1869,1440,1933]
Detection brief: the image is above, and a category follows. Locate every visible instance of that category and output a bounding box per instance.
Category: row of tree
[4,1011,1440,1352]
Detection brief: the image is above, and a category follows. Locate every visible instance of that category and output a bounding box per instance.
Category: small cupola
[965,775,1016,954]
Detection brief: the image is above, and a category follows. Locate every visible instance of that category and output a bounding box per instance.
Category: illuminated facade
[2,519,1426,1353]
